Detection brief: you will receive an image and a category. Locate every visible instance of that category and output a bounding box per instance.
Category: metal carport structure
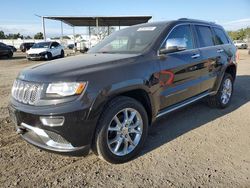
[39,15,152,45]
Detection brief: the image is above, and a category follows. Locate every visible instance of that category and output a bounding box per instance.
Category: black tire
[94,96,148,164]
[46,52,52,60]
[60,50,64,58]
[7,51,13,58]
[207,73,234,108]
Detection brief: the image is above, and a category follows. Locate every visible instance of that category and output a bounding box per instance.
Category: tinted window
[51,42,56,48]
[164,25,194,50]
[195,25,214,47]
[213,28,229,45]
[53,42,59,47]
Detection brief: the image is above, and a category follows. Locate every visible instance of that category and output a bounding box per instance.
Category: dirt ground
[0,50,249,187]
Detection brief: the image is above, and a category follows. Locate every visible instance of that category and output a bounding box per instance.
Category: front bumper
[27,53,46,60]
[19,122,89,155]
[8,98,99,156]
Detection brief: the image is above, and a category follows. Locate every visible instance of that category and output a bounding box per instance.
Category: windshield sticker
[137,27,156,31]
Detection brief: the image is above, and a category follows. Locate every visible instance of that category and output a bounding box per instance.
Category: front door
[158,24,203,109]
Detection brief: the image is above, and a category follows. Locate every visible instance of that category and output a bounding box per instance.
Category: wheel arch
[225,64,237,81]
[211,63,237,94]
[89,84,155,126]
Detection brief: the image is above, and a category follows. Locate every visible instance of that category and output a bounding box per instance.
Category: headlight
[46,82,87,97]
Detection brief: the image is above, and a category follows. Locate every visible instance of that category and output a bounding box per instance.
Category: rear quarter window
[195,25,214,47]
[213,28,229,45]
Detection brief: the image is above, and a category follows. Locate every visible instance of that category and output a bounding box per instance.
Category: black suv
[9,19,237,163]
[20,42,35,52]
[0,42,13,58]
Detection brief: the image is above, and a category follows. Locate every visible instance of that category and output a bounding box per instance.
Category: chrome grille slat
[11,79,42,105]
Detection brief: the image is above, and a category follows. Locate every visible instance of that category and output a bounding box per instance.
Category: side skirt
[156,91,214,119]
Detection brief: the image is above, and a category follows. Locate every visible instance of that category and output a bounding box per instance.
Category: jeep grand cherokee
[9,19,237,163]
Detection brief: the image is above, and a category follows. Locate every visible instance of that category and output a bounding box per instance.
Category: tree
[90,26,116,40]
[34,32,44,39]
[25,35,32,39]
[0,31,5,39]
[227,28,249,41]
[5,33,23,39]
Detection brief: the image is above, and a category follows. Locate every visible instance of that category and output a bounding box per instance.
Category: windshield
[89,24,165,54]
[32,42,50,49]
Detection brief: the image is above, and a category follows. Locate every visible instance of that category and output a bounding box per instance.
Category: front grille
[29,54,39,57]
[11,79,43,105]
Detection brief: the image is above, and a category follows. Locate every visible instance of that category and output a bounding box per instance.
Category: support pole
[61,21,64,44]
[108,26,110,35]
[42,17,46,41]
[96,18,99,40]
[73,26,76,53]
[89,26,91,48]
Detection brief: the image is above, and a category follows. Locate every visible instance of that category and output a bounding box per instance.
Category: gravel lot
[0,50,249,187]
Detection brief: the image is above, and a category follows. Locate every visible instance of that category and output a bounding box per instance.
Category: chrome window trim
[157,22,231,56]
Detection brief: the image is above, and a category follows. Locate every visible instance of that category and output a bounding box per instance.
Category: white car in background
[233,40,248,49]
[26,41,64,60]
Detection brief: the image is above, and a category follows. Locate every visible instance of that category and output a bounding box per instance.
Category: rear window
[213,28,229,45]
[195,25,214,47]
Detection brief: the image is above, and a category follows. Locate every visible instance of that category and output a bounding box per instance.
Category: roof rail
[178,18,188,20]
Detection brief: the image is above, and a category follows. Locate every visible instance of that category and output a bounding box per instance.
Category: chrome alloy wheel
[221,78,232,105]
[107,108,143,156]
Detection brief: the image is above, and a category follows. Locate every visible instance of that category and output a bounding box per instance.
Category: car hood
[18,53,140,82]
[27,48,48,54]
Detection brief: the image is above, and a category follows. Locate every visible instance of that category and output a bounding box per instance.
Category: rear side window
[195,25,214,47]
[164,25,194,50]
[213,28,229,45]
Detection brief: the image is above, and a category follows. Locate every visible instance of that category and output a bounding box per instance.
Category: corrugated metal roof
[43,16,152,26]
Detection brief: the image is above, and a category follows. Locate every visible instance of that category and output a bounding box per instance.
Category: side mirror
[159,38,187,54]
[51,46,55,49]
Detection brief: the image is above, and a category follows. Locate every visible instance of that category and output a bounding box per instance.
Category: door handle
[217,49,224,53]
[191,54,200,59]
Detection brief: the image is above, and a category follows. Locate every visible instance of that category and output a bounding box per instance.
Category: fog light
[40,116,65,127]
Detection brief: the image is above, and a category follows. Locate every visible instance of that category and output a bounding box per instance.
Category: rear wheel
[60,50,64,58]
[207,73,234,108]
[94,96,148,164]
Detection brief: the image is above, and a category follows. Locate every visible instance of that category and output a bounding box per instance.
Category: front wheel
[8,52,13,58]
[94,96,148,164]
[207,73,234,108]
[45,52,52,60]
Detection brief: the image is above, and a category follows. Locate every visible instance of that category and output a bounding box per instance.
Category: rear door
[213,27,234,67]
[193,25,220,92]
[158,24,203,109]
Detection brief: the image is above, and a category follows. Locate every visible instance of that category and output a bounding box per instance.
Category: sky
[0,0,250,37]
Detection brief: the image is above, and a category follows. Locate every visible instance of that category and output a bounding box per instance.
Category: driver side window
[162,25,194,50]
[51,42,59,48]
